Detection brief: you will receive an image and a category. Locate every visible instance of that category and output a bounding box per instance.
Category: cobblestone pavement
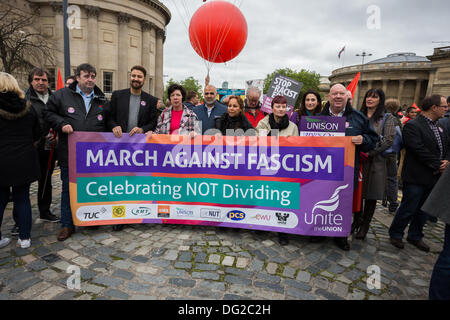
[0,169,445,300]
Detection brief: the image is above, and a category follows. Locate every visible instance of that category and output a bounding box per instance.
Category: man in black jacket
[389,95,450,252]
[104,65,158,231]
[44,63,107,241]
[25,68,59,223]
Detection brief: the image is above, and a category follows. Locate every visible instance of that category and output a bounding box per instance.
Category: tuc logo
[227,210,246,221]
[131,207,151,216]
[112,206,126,218]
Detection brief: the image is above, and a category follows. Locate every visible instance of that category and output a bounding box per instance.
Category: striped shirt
[420,114,444,159]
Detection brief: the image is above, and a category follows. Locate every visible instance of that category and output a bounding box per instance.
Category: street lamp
[63,0,71,79]
[355,51,372,108]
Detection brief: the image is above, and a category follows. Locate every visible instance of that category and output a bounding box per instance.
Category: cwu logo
[227,210,246,221]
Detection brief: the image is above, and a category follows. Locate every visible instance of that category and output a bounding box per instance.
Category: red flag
[412,103,421,111]
[346,72,360,99]
[338,46,345,59]
[57,68,64,91]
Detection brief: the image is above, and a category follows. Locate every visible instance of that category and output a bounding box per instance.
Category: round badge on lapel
[97,114,103,121]
[439,127,443,133]
[68,107,75,114]
[141,101,147,107]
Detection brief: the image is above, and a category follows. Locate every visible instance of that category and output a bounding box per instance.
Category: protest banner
[262,74,302,115]
[69,132,355,236]
[300,116,346,136]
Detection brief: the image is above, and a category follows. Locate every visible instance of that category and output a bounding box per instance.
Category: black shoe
[381,200,388,207]
[406,238,430,252]
[40,212,60,223]
[333,237,350,251]
[112,224,124,231]
[390,237,405,249]
[278,233,289,246]
[10,225,19,236]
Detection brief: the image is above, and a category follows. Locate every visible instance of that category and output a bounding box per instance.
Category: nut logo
[112,206,126,218]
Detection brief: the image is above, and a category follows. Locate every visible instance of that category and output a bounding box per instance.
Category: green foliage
[164,76,203,102]
[263,68,321,109]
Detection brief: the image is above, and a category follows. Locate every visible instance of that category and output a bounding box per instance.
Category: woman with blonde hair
[0,72,41,249]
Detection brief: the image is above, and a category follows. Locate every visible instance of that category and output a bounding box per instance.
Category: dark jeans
[60,167,74,229]
[429,224,450,300]
[11,148,56,225]
[0,185,32,239]
[384,153,399,211]
[389,182,432,241]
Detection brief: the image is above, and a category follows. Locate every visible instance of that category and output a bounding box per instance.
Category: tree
[164,76,204,102]
[0,5,55,75]
[263,68,321,109]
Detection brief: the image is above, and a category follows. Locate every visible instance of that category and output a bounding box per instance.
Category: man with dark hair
[44,63,107,241]
[183,91,199,110]
[12,68,60,228]
[104,66,158,231]
[389,95,450,252]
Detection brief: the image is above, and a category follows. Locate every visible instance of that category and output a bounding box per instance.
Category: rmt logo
[275,212,289,225]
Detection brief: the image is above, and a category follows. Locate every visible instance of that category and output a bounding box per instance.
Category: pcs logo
[112,206,126,218]
[227,210,246,221]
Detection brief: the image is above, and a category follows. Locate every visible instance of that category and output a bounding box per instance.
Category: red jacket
[245,109,265,128]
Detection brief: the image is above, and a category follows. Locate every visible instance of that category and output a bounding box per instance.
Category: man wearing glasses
[244,87,266,128]
[389,95,449,252]
[44,63,107,241]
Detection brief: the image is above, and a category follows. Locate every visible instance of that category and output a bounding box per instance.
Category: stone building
[329,47,450,109]
[4,0,171,98]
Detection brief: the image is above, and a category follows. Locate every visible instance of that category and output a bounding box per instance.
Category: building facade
[10,0,170,98]
[329,47,450,109]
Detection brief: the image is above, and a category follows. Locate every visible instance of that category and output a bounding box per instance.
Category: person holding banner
[353,89,395,240]
[214,95,255,136]
[149,84,200,137]
[256,95,299,138]
[320,84,379,250]
[289,89,322,134]
[104,65,158,232]
[0,72,41,249]
[256,95,299,245]
[44,63,107,241]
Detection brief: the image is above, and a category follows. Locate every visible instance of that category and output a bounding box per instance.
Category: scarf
[268,113,290,134]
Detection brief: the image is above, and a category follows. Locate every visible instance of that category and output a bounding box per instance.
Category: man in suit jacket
[193,85,227,134]
[389,95,450,252]
[104,65,158,231]
[105,65,158,139]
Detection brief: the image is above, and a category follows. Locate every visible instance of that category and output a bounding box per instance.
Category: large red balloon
[189,1,248,63]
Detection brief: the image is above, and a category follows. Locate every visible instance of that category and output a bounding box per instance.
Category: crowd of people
[0,63,449,299]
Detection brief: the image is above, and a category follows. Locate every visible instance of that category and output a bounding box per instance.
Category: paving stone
[104,289,130,300]
[21,281,52,299]
[283,266,297,278]
[41,254,60,264]
[208,254,221,264]
[178,252,192,262]
[26,260,48,271]
[286,287,316,300]
[192,272,220,281]
[222,256,235,267]
[112,269,135,280]
[195,252,207,263]
[40,269,60,281]
[224,275,252,286]
[92,276,123,288]
[82,283,105,294]
[135,265,159,275]
[315,288,344,300]
[266,262,278,275]
[296,271,311,283]
[257,272,281,284]
[174,262,192,269]
[58,249,79,260]
[72,256,94,268]
[195,263,219,271]
[10,277,42,293]
[111,260,133,270]
[254,281,284,294]
[168,278,196,288]
[337,258,354,268]
[190,288,222,300]
[127,282,152,293]
[249,259,264,272]
[199,281,226,292]
[313,276,330,290]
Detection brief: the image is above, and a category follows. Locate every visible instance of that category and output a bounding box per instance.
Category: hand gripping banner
[68,132,355,236]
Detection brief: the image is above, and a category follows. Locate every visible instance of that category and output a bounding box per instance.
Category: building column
[51,2,64,75]
[85,6,100,68]
[426,70,436,96]
[397,79,405,104]
[382,79,388,95]
[155,27,165,99]
[141,21,154,94]
[117,13,131,89]
[414,80,422,105]
[366,80,373,91]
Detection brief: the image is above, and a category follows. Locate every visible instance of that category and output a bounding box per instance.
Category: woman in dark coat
[214,95,255,136]
[0,72,41,249]
[353,88,395,240]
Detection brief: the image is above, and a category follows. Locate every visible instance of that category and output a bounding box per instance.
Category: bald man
[319,84,379,251]
[194,84,227,134]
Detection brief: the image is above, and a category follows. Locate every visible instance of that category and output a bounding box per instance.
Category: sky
[161,0,450,90]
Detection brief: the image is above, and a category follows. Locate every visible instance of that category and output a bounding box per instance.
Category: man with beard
[104,65,158,231]
[194,84,227,134]
[244,87,265,128]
